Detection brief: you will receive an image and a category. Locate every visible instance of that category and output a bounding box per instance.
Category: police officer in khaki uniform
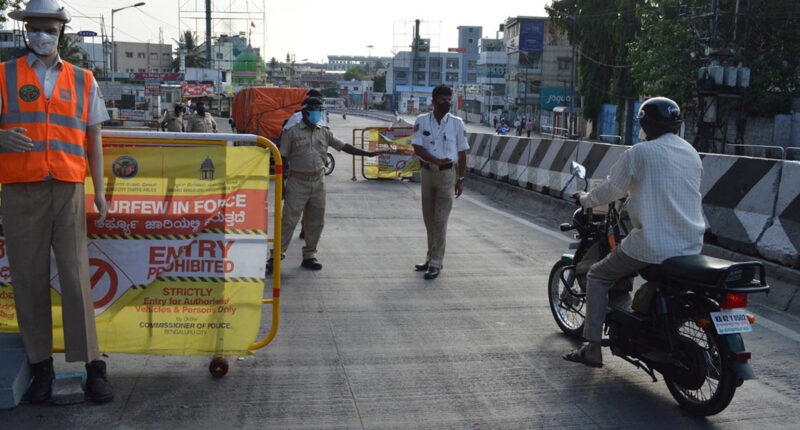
[266,97,382,272]
[412,85,469,280]
[186,101,217,133]
[160,103,185,132]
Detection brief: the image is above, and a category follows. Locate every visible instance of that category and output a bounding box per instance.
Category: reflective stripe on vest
[0,57,91,184]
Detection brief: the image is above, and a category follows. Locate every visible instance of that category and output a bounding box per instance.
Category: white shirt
[411,112,469,161]
[0,53,109,126]
[580,133,705,264]
[283,110,326,130]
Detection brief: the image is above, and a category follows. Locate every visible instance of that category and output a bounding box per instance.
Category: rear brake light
[733,352,751,361]
[720,293,748,309]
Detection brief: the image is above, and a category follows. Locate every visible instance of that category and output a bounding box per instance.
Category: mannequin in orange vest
[0,0,111,404]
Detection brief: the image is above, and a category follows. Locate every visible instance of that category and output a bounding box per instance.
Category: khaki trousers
[2,181,99,363]
[275,173,326,260]
[420,166,456,269]
[583,246,650,343]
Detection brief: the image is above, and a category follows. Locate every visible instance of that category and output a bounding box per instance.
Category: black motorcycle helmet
[637,97,682,140]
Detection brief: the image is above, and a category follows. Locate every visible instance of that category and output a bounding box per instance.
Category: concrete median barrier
[757,160,800,268]
[465,132,798,269]
[701,154,782,255]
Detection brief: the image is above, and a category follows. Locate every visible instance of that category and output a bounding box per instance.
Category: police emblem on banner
[112,156,139,179]
[19,85,40,102]
[200,157,215,180]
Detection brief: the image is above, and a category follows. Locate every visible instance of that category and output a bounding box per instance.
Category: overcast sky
[31,0,550,62]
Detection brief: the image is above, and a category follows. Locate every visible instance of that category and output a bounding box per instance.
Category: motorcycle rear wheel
[548,260,585,338]
[664,318,738,416]
[324,153,335,175]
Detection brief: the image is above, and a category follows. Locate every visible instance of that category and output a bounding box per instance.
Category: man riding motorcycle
[562,97,706,368]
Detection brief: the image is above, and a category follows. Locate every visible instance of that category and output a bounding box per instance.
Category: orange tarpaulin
[232,87,307,139]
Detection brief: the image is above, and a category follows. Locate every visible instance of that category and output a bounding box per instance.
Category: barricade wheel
[209,356,229,378]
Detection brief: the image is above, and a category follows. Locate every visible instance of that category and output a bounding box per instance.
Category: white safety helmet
[8,0,71,23]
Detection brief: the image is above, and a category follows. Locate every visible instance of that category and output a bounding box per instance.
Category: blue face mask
[307,110,322,124]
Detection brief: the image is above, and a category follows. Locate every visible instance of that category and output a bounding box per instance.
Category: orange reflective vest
[0,57,92,184]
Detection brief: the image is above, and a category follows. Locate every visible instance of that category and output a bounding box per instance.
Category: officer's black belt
[421,162,453,171]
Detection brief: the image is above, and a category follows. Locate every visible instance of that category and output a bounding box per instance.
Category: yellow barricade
[352,127,418,180]
[0,131,283,375]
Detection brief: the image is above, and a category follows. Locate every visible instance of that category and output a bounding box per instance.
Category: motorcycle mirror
[570,162,587,180]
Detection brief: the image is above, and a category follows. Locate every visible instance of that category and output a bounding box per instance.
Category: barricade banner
[366,128,419,178]
[0,145,270,356]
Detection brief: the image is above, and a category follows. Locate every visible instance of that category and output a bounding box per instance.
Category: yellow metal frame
[83,131,284,354]
[352,127,415,180]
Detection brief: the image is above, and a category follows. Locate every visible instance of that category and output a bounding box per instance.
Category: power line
[62,1,145,42]
[578,48,637,69]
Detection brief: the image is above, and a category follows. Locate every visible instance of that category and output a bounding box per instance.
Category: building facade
[503,16,574,130]
[476,38,507,123]
[114,41,173,75]
[327,55,392,74]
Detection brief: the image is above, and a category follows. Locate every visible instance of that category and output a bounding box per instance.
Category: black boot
[85,360,114,403]
[26,357,55,404]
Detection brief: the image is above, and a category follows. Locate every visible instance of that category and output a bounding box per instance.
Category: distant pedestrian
[514,118,521,136]
[525,119,533,137]
[493,116,498,128]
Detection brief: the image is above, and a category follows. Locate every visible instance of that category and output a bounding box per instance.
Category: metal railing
[723,144,786,160]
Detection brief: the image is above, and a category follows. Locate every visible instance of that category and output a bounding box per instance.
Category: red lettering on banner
[0,239,5,259]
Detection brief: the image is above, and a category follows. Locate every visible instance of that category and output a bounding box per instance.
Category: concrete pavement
[2,115,799,428]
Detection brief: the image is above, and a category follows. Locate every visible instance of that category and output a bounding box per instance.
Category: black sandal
[562,345,603,368]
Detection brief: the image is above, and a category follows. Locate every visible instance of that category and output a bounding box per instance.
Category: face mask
[28,32,58,56]
[307,110,322,124]
[638,128,648,141]
[197,108,206,115]
[437,101,451,114]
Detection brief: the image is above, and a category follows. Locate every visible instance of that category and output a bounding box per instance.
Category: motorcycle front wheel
[548,260,585,338]
[324,152,335,175]
[664,318,738,416]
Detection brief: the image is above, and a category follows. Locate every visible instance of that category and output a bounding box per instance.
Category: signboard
[77,30,98,37]
[540,87,574,110]
[0,145,271,356]
[519,21,544,54]
[447,48,466,53]
[118,109,148,121]
[144,80,161,96]
[182,83,214,98]
[599,104,617,142]
[129,72,185,82]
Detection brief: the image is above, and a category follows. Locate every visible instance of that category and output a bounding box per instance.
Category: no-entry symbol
[89,258,118,309]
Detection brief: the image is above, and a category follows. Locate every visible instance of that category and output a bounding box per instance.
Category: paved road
[4,116,799,429]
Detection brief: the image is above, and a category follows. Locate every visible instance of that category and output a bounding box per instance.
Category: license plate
[710,309,752,335]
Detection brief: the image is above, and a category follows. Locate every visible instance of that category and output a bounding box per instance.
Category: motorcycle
[548,162,769,416]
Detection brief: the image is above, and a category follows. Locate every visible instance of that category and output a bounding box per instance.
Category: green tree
[321,85,339,98]
[548,0,643,138]
[373,71,386,92]
[343,65,366,81]
[58,35,85,66]
[171,30,205,71]
[0,0,22,23]
[629,0,800,117]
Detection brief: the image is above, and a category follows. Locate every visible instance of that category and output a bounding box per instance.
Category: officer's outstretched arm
[87,124,108,226]
[341,144,381,158]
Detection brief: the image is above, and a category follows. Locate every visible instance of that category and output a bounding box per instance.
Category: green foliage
[373,72,386,92]
[0,0,22,23]
[321,86,339,98]
[171,31,205,71]
[58,36,84,65]
[343,66,366,81]
[269,56,278,70]
[548,0,642,131]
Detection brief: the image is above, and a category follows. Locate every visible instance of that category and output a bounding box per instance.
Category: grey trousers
[420,166,456,269]
[583,246,650,343]
[2,181,100,363]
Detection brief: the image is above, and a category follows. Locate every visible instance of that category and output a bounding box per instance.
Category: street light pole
[111,2,146,82]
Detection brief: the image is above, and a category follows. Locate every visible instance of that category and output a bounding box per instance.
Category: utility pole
[412,19,420,88]
[205,0,212,66]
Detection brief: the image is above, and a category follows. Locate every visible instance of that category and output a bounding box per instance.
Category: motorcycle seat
[640,255,756,286]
